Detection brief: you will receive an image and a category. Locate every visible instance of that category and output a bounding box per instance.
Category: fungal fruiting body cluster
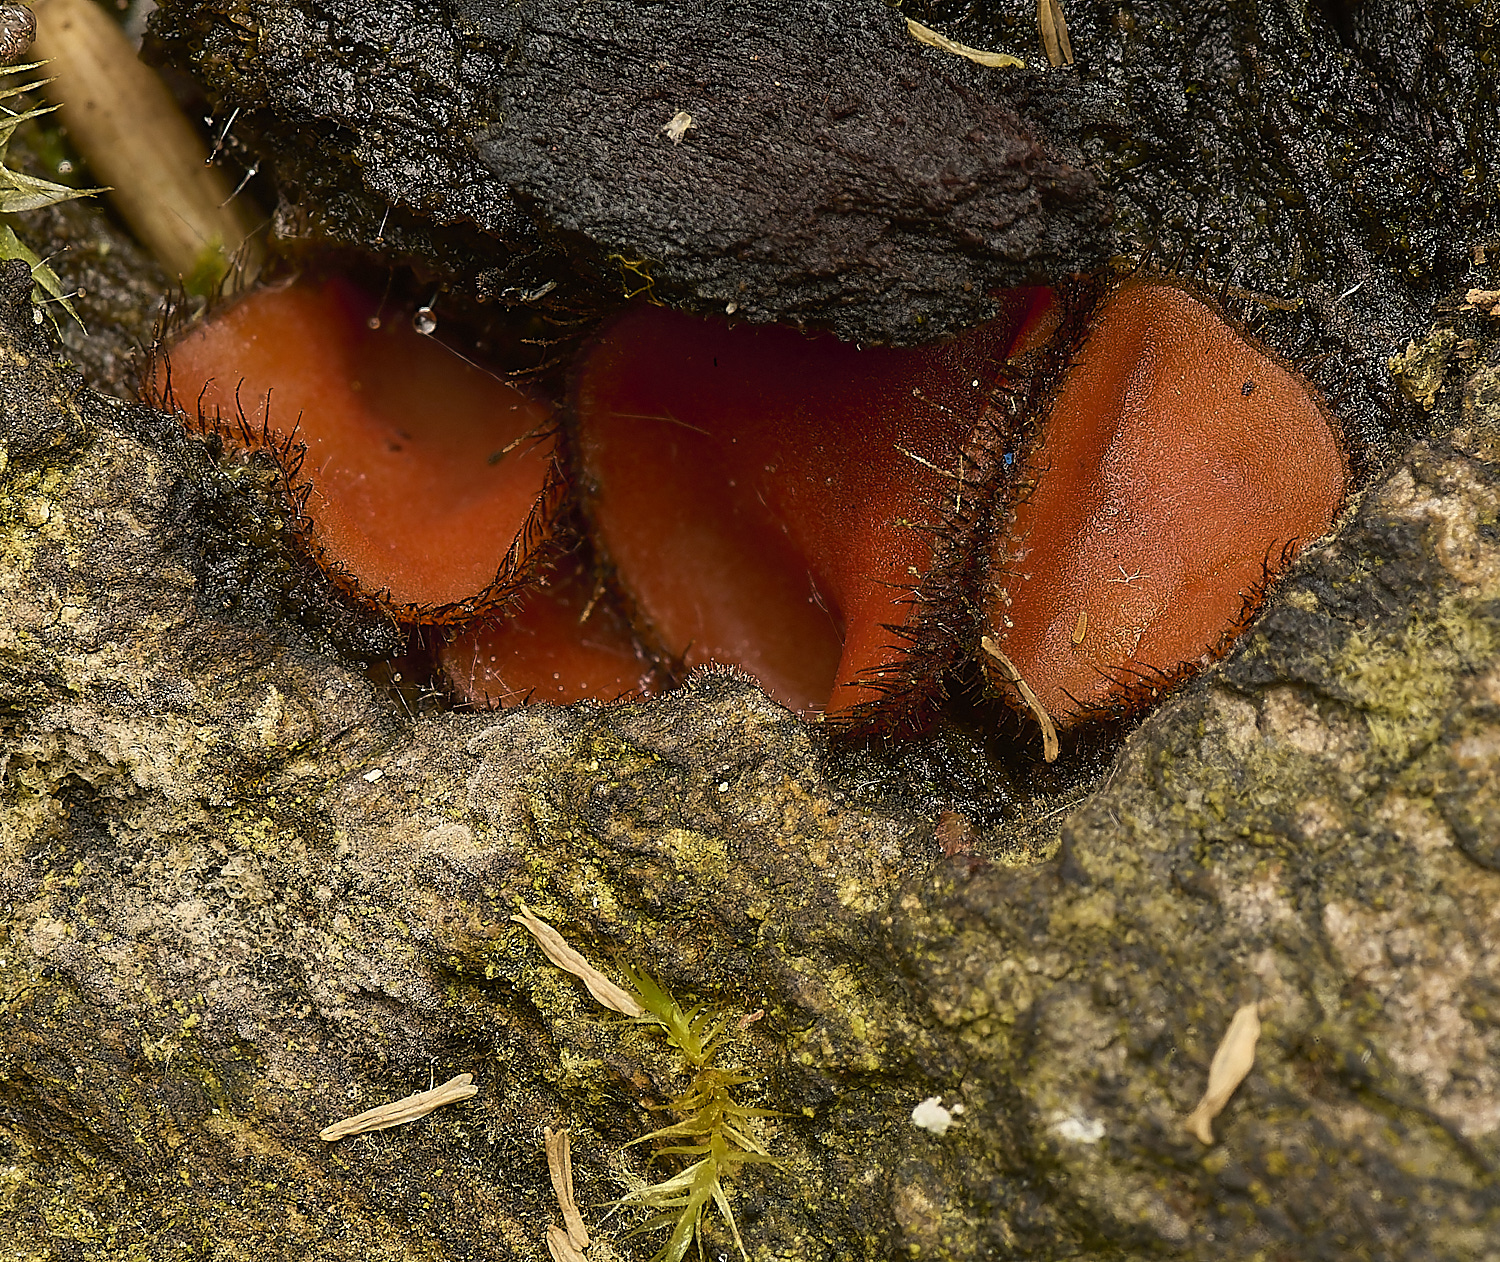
[148,271,1347,743]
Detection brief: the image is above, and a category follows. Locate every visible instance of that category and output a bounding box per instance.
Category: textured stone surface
[146,0,1111,345]
[468,0,1110,344]
[3,253,1500,1257]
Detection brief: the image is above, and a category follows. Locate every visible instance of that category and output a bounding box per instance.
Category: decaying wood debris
[0,0,1496,1255]
[1,251,1499,1251]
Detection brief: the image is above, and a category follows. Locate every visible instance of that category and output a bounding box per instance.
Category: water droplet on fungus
[149,276,561,617]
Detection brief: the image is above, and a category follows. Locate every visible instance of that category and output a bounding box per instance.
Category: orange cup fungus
[154,272,1347,746]
[984,281,1347,726]
[439,553,665,707]
[152,276,560,617]
[572,294,1046,715]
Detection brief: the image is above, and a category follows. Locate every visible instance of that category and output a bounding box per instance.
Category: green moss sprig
[0,60,103,328]
[614,967,778,1262]
[514,902,778,1262]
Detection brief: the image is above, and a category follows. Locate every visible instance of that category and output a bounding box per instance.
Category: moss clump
[514,904,778,1261]
[614,966,778,1262]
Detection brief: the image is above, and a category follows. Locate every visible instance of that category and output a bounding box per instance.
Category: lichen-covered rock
[888,438,1500,1255]
[4,214,1500,1262]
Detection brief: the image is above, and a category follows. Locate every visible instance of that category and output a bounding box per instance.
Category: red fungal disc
[985,280,1347,726]
[440,553,666,707]
[154,276,559,616]
[573,301,1035,716]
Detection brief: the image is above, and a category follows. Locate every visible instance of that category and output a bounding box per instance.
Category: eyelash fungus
[145,275,564,622]
[146,268,1346,749]
[569,287,1054,726]
[983,278,1347,727]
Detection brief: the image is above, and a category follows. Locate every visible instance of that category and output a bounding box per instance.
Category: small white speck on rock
[1050,1112,1106,1144]
[911,1096,955,1136]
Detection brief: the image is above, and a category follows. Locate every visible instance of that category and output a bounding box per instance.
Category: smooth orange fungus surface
[574,298,1041,714]
[159,270,1348,735]
[162,277,556,611]
[440,555,657,706]
[986,281,1347,724]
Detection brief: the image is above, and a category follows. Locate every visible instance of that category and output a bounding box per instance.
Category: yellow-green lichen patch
[1390,327,1462,410]
[1334,601,1496,765]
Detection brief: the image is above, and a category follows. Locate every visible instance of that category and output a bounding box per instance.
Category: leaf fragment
[1185,1003,1261,1144]
[1038,0,1075,67]
[661,111,695,145]
[545,1127,591,1250]
[546,1224,588,1262]
[981,636,1060,762]
[513,900,645,1017]
[319,1072,478,1141]
[1465,288,1500,317]
[905,18,1025,70]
